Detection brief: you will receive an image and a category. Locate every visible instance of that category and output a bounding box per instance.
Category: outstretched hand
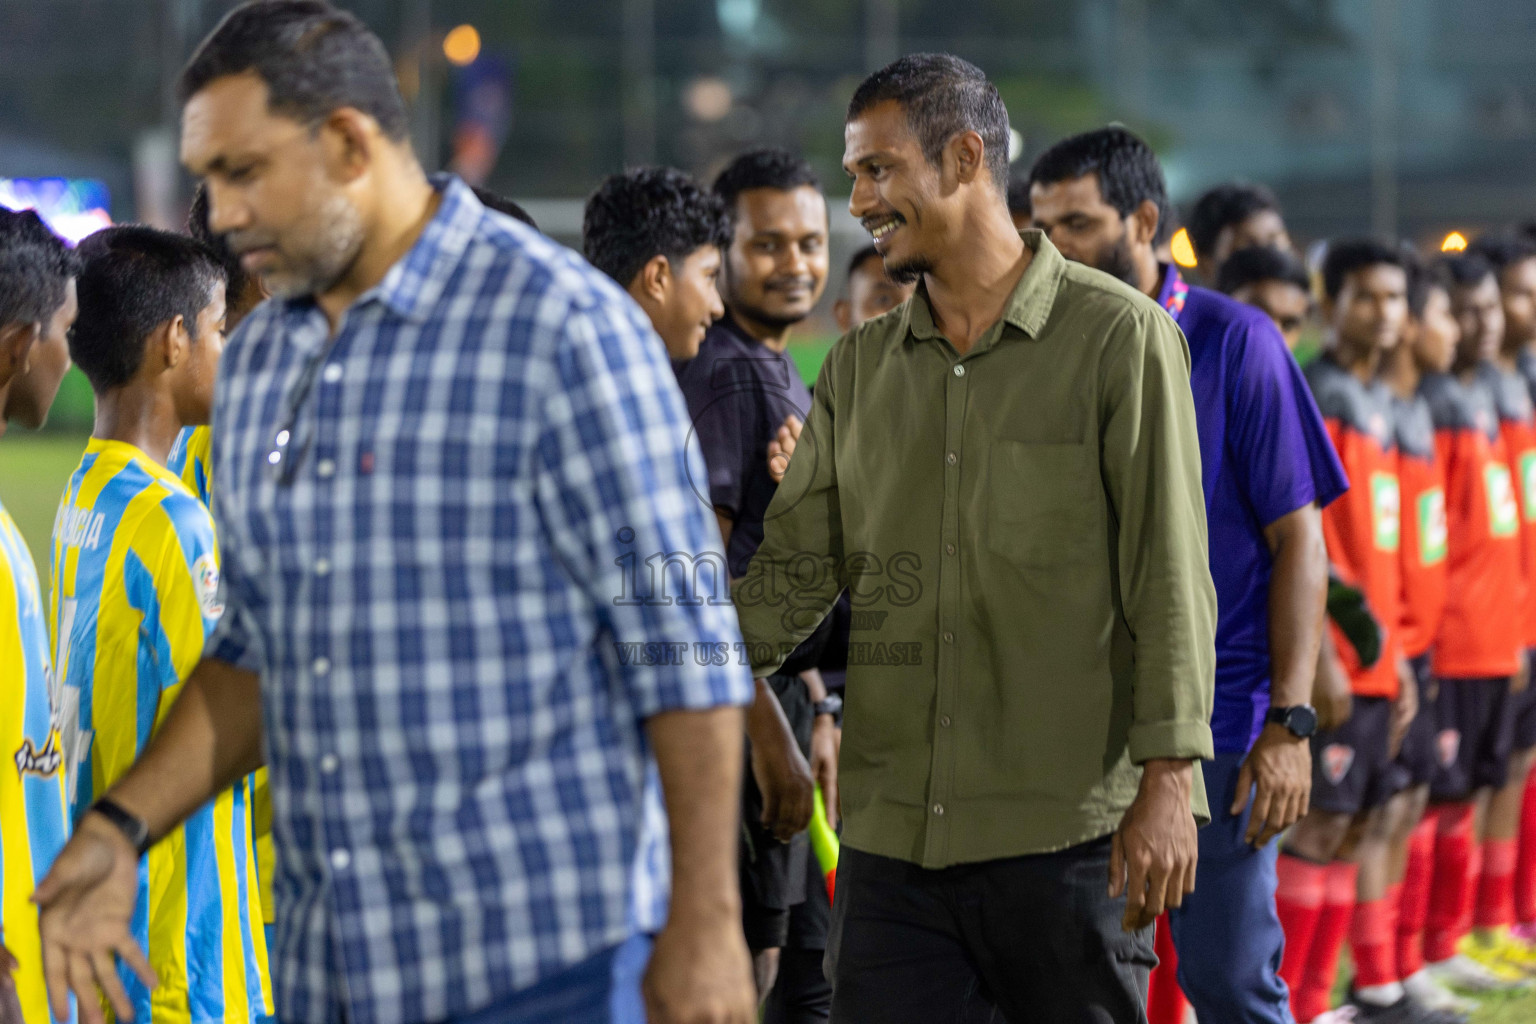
[34,812,156,1024]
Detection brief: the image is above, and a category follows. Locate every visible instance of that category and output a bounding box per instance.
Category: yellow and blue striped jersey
[49,438,272,1024]
[165,427,273,928]
[165,426,212,509]
[1,500,71,1024]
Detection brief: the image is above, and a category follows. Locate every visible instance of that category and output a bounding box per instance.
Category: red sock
[1278,853,1330,1009]
[1476,838,1518,930]
[1148,916,1188,1024]
[1352,885,1402,988]
[1426,803,1477,963]
[1294,862,1358,1023]
[1518,777,1536,924]
[1398,815,1436,978]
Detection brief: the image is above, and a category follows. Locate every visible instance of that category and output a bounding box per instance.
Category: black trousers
[825,839,1155,1024]
[763,852,835,1024]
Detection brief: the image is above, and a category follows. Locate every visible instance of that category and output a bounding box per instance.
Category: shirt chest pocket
[985,440,1101,567]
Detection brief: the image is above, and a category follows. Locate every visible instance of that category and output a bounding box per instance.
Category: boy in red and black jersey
[1464,233,1536,964]
[1380,260,1479,1014]
[1413,253,1530,992]
[1502,233,1536,942]
[1280,241,1419,1023]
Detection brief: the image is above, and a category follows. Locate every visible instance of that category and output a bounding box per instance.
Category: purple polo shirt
[1159,266,1349,754]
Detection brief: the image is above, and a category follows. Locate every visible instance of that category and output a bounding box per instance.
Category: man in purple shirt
[1030,128,1348,1024]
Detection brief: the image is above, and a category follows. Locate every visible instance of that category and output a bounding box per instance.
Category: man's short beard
[884,255,933,286]
[729,299,810,334]
[1092,234,1140,289]
[262,192,366,300]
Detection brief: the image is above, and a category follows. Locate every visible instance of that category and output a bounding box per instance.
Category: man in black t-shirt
[674,148,839,1021]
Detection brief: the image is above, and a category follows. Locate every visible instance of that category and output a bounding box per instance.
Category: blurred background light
[1170,227,1199,268]
[0,177,112,244]
[1440,230,1469,252]
[685,76,734,123]
[442,24,481,67]
[1008,128,1025,164]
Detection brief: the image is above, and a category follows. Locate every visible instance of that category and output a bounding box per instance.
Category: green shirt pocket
[986,440,1099,567]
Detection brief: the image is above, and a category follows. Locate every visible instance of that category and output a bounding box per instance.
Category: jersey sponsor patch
[193,552,224,620]
[14,733,62,779]
[1487,462,1521,538]
[1418,487,1448,566]
[1322,743,1356,786]
[1522,452,1536,522]
[1437,728,1462,768]
[1371,472,1402,552]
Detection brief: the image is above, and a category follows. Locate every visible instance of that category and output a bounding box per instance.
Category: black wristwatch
[813,694,843,719]
[90,797,151,856]
[1267,704,1319,740]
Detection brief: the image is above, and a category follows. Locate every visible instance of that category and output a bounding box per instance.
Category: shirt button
[330,848,351,871]
[940,715,952,728]
[315,558,331,576]
[946,452,957,465]
[317,458,336,478]
[322,363,344,384]
[313,657,331,676]
[953,364,966,377]
[943,631,954,644]
[319,753,339,774]
[932,803,945,816]
[945,543,956,556]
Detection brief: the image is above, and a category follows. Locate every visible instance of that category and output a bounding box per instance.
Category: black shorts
[1396,652,1439,788]
[740,673,814,950]
[1312,696,1402,815]
[1429,676,1516,802]
[1515,650,1536,750]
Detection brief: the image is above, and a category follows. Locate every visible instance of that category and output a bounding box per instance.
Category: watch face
[1289,706,1319,737]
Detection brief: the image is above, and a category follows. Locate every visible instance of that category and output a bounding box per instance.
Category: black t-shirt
[673,314,814,579]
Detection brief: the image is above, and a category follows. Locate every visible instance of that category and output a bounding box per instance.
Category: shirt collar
[904,229,1066,347]
[1157,263,1189,322]
[370,174,482,322]
[279,173,482,327]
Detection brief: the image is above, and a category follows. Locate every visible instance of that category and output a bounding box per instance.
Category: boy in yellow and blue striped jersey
[50,225,272,1024]
[174,184,277,945]
[0,208,78,1024]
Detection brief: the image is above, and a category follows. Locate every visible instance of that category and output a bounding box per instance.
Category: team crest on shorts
[14,733,62,779]
[1437,729,1461,768]
[1322,744,1355,785]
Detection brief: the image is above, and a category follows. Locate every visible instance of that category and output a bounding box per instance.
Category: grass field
[0,432,86,572]
[4,432,1536,1022]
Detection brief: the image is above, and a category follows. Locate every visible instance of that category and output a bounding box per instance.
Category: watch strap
[90,797,151,856]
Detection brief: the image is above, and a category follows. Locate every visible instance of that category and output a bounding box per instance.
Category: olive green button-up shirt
[733,231,1216,869]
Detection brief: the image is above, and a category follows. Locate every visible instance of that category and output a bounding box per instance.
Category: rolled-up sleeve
[534,290,754,718]
[1098,308,1217,767]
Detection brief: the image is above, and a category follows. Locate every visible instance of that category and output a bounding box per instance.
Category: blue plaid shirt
[206,177,752,1024]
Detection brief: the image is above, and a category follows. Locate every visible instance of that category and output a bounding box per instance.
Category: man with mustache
[673,148,838,1014]
[31,4,759,1024]
[734,56,1216,1023]
[1029,127,1344,1024]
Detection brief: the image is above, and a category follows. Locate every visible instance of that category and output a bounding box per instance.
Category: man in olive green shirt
[731,55,1216,1023]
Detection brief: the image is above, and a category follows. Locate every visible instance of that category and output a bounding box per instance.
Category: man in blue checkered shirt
[33,4,759,1024]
